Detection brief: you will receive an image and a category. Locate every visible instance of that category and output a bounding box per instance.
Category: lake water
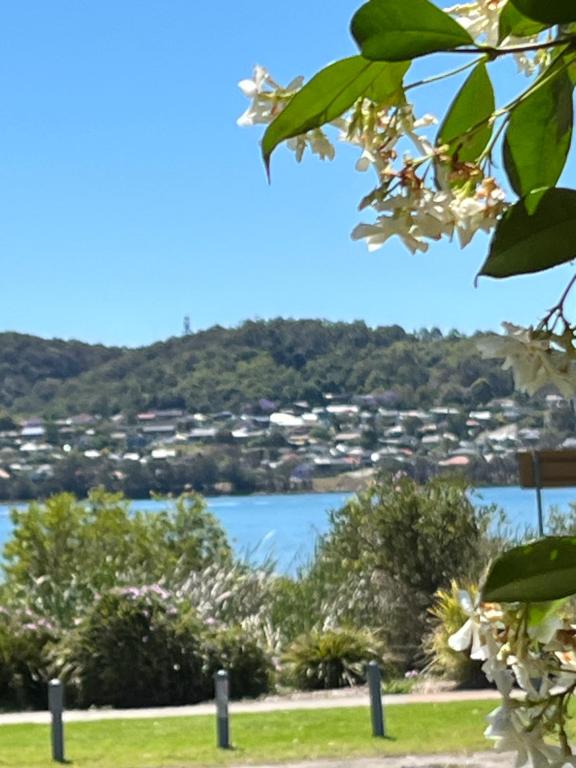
[1,487,575,574]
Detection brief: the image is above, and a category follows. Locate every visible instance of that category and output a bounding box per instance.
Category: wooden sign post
[517,450,576,536]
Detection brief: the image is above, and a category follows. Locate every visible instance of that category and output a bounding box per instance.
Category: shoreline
[0,481,550,506]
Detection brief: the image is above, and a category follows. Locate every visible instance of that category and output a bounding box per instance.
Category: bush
[0,607,56,710]
[303,477,501,665]
[284,627,384,691]
[424,582,487,688]
[2,490,232,629]
[63,587,206,708]
[202,626,273,699]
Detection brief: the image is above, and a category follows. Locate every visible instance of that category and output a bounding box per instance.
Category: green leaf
[503,63,574,196]
[351,0,474,62]
[262,56,409,171]
[527,599,567,628]
[436,63,495,164]
[480,188,576,278]
[498,2,549,41]
[511,0,576,24]
[483,536,576,603]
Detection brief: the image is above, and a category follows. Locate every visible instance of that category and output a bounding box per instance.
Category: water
[1,487,575,574]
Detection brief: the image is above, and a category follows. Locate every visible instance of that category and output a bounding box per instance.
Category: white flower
[477,323,576,398]
[352,176,505,255]
[446,0,506,47]
[287,129,335,163]
[485,706,569,767]
[237,65,303,127]
[512,45,551,77]
[352,218,429,254]
[344,104,437,180]
[449,178,507,247]
[238,66,338,164]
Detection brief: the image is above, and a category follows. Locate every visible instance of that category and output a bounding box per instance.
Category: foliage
[177,559,282,658]
[61,591,273,707]
[424,582,485,688]
[0,332,121,412]
[2,490,231,627]
[323,477,492,595]
[0,479,508,710]
[61,587,206,708]
[283,627,384,690]
[302,476,502,662]
[0,321,516,418]
[202,626,273,699]
[0,607,57,710]
[482,535,576,602]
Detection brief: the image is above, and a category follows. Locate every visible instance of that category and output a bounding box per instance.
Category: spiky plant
[284,626,385,690]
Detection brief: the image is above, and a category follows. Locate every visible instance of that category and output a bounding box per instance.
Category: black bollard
[367,661,385,738]
[215,670,230,749]
[48,679,65,762]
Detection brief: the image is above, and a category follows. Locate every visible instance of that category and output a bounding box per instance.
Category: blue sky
[0,0,572,347]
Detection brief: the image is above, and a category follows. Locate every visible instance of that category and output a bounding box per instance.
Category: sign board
[517,450,576,488]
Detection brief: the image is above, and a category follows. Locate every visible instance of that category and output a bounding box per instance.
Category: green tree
[300,477,501,662]
[2,490,231,627]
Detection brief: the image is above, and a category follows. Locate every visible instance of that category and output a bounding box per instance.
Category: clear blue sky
[0,0,572,347]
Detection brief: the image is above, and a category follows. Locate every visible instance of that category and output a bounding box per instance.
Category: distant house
[270,412,305,429]
[141,424,177,436]
[20,425,45,439]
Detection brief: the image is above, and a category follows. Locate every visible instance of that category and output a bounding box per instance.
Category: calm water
[1,487,575,573]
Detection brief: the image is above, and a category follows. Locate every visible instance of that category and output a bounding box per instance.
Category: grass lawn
[0,701,497,768]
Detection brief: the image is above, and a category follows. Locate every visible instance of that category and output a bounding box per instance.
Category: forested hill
[0,320,515,417]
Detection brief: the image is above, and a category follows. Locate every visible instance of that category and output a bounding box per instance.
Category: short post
[367,661,385,738]
[215,669,230,749]
[48,678,65,763]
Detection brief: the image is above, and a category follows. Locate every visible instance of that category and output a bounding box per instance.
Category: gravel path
[230,753,513,768]
[0,689,502,726]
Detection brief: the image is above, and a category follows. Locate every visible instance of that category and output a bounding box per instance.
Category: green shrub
[63,587,205,708]
[0,607,56,710]
[284,627,384,691]
[202,626,273,699]
[2,490,231,629]
[424,581,487,688]
[302,477,502,666]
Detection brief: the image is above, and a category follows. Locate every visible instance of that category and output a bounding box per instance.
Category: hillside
[0,333,123,413]
[0,320,515,417]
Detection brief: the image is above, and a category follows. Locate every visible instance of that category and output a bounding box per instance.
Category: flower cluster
[450,591,576,767]
[446,0,551,76]
[477,323,576,398]
[116,584,172,602]
[238,67,508,254]
[237,66,336,162]
[237,65,304,127]
[352,175,506,254]
[446,0,506,47]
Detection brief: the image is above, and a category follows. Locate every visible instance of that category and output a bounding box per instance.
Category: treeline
[0,451,259,501]
[0,448,520,502]
[0,320,515,417]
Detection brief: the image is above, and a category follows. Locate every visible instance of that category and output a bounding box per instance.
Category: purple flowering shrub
[61,585,274,707]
